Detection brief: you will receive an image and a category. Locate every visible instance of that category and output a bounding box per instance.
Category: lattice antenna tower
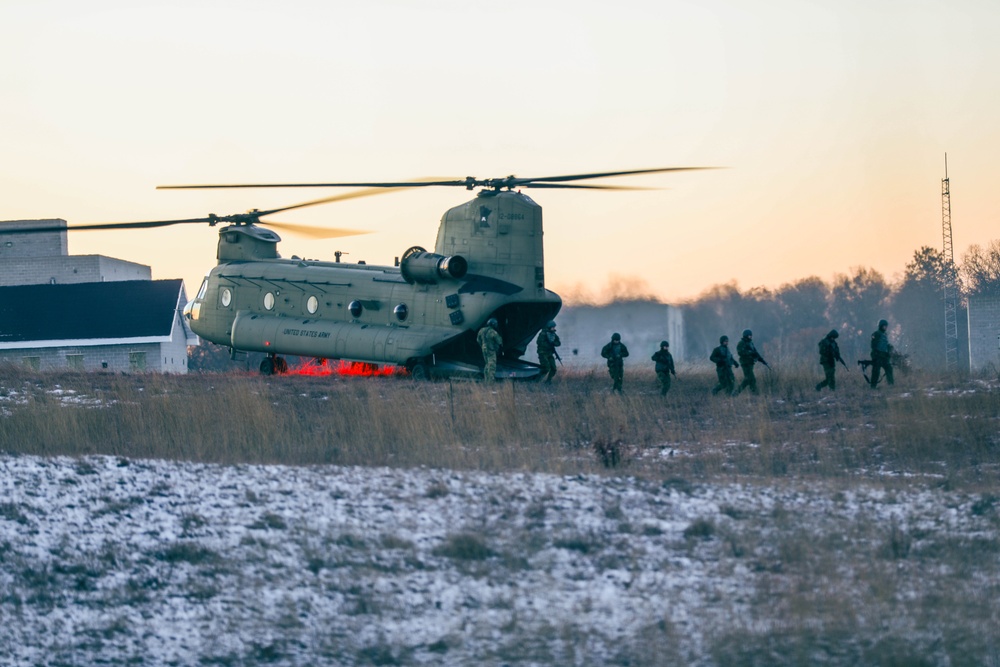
[942,153,959,372]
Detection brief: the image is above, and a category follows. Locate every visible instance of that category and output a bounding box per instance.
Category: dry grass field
[2,362,999,488]
[1,362,999,665]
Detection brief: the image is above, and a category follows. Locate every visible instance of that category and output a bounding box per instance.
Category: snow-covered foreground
[1,455,998,666]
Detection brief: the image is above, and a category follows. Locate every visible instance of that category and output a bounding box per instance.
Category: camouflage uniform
[815,329,843,391]
[476,321,503,383]
[869,319,894,388]
[733,330,767,396]
[536,322,561,383]
[710,336,739,396]
[601,334,629,392]
[651,342,676,396]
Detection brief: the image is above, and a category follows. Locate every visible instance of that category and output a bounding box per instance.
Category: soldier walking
[601,332,629,392]
[733,329,768,396]
[651,340,676,396]
[869,318,894,388]
[815,329,846,391]
[710,335,739,396]
[536,320,561,383]
[476,318,503,383]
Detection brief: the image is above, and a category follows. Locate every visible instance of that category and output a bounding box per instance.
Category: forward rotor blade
[258,186,418,217]
[4,217,216,234]
[260,221,371,239]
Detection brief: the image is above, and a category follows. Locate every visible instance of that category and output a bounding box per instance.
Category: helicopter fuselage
[183,190,562,377]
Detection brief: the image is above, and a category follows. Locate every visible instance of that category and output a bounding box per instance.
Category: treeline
[682,241,1000,371]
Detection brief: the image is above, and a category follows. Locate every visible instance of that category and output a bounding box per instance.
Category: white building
[0,219,197,373]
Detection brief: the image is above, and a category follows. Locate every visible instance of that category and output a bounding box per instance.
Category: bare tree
[775,277,832,361]
[891,246,964,369]
[828,267,892,361]
[961,240,1000,297]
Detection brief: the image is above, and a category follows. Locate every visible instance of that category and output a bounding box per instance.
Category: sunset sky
[2,0,997,303]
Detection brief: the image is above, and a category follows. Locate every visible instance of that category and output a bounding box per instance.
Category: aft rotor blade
[158,167,717,192]
[158,177,467,190]
[512,166,717,186]
[523,183,657,191]
[260,221,371,239]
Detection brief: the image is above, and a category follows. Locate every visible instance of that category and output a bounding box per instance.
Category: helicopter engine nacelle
[399,251,468,285]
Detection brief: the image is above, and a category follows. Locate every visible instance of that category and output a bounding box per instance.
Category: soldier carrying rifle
[733,329,769,396]
[601,333,629,393]
[536,320,561,384]
[710,335,740,396]
[477,318,503,383]
[651,340,677,396]
[864,318,894,388]
[815,329,847,392]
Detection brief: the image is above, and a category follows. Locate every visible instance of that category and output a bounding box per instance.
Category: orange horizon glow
[1,1,997,303]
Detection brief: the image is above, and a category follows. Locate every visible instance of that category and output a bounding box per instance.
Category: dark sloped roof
[0,280,183,344]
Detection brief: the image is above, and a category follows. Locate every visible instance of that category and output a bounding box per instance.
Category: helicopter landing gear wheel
[274,357,288,374]
[260,355,288,376]
[409,361,430,381]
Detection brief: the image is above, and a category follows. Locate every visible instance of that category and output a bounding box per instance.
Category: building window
[66,354,84,370]
[23,356,40,371]
[130,352,146,371]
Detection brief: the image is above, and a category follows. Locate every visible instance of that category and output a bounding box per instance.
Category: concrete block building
[0,219,197,373]
[542,300,684,369]
[968,294,1000,373]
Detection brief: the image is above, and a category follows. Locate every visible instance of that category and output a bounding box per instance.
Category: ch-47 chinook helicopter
[161,167,711,379]
[19,167,709,378]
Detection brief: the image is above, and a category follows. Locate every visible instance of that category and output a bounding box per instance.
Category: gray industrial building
[0,219,197,373]
[967,294,1000,373]
[542,300,684,369]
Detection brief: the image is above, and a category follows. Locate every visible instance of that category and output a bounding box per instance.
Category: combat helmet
[487,318,498,329]
[611,332,621,341]
[660,340,669,348]
[878,319,888,328]
[545,320,557,329]
[828,329,839,339]
[720,335,729,344]
[742,329,753,338]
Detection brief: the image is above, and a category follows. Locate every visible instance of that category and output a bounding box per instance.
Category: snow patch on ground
[0,455,997,665]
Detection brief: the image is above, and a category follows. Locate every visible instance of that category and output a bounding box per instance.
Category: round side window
[263,292,275,310]
[221,288,232,307]
[393,304,408,322]
[348,300,363,318]
[307,295,319,314]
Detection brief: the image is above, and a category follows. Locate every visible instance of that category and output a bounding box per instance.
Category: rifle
[838,357,849,370]
[554,349,562,365]
[858,359,876,385]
